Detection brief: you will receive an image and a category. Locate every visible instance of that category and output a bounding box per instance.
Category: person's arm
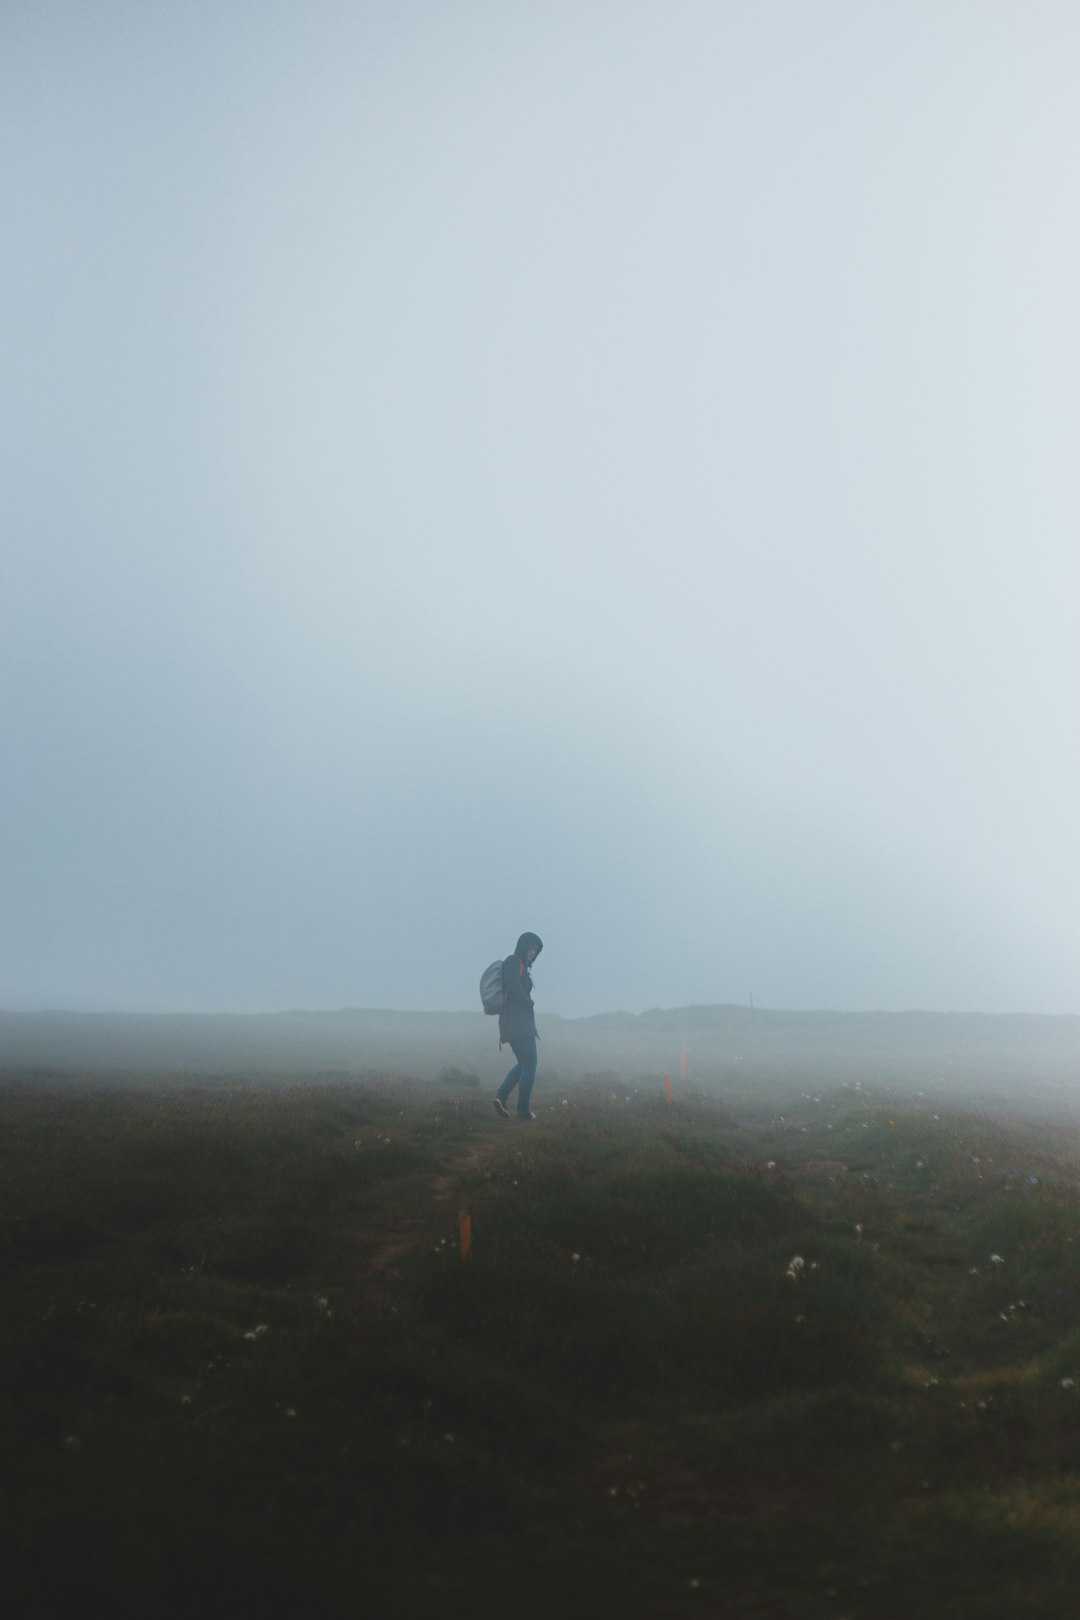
[502,956,532,1010]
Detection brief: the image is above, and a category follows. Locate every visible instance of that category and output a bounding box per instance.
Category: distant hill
[0,1005,1077,1110]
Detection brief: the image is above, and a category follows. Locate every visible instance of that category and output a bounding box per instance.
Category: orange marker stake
[459,1208,472,1264]
[663,1072,673,1105]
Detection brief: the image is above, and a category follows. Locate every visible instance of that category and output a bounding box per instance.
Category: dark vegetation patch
[5,1074,1080,1616]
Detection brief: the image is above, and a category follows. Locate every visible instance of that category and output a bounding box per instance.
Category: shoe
[493,1097,510,1119]
[517,1110,537,1122]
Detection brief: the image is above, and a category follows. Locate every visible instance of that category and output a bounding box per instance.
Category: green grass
[5,1073,1080,1616]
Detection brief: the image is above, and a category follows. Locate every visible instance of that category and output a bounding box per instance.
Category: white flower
[571,1253,581,1263]
[1062,1378,1075,1390]
[990,1254,1005,1267]
[765,1160,776,1170]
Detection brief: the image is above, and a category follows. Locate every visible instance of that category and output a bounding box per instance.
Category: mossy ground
[4,1072,1080,1617]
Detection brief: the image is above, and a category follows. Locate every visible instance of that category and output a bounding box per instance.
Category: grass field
[5,1067,1080,1617]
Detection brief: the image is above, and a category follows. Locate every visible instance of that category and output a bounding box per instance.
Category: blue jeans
[497,1036,538,1118]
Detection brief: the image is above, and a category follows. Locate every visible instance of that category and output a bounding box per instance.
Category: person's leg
[513,1036,538,1118]
[496,1057,522,1105]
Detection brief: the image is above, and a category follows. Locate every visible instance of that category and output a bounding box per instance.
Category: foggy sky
[3,2,1079,1018]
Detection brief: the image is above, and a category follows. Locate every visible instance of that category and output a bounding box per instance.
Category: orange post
[459,1208,472,1264]
[663,1072,673,1105]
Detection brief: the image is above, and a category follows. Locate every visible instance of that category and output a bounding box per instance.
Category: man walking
[493,932,543,1121]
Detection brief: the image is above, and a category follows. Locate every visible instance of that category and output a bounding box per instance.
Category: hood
[515,931,543,961]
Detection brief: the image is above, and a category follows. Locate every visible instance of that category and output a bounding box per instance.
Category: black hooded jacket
[498,932,544,1046]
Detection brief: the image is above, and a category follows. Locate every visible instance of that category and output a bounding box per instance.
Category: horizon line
[1,1002,1077,1022]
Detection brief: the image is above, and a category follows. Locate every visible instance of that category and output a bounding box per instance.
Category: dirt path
[358,1138,491,1290]
[430,1140,487,1201]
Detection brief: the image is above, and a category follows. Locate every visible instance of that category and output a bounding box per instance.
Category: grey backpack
[479,959,505,1015]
